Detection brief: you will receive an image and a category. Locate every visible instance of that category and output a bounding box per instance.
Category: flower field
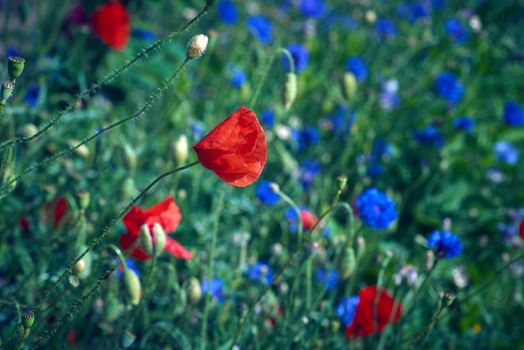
[1,0,523,349]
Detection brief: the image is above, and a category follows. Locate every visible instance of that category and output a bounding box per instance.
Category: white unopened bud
[172,135,189,166]
[187,34,209,60]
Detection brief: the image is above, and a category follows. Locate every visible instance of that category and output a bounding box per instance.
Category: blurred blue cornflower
[6,46,22,58]
[191,122,205,140]
[117,258,140,280]
[356,188,397,230]
[336,296,360,326]
[293,126,321,150]
[494,141,519,165]
[299,0,325,19]
[414,126,444,148]
[230,68,246,88]
[218,0,238,25]
[261,109,276,128]
[445,18,468,44]
[247,15,273,45]
[131,28,155,41]
[368,138,393,177]
[245,262,273,285]
[201,278,225,303]
[375,19,397,40]
[316,268,340,291]
[320,107,356,135]
[25,84,41,108]
[431,0,446,10]
[503,101,524,127]
[256,180,280,205]
[497,208,524,244]
[435,72,464,104]
[427,230,463,259]
[283,44,309,73]
[452,116,475,132]
[346,56,367,81]
[411,3,430,21]
[298,160,321,189]
[379,79,400,111]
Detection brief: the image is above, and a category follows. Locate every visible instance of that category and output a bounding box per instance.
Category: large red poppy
[119,196,192,261]
[345,286,402,338]
[519,219,524,241]
[91,1,130,51]
[193,106,267,187]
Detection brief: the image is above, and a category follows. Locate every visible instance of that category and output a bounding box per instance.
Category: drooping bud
[282,73,297,111]
[336,175,348,192]
[73,259,86,275]
[121,330,136,348]
[1,81,15,102]
[8,56,25,80]
[187,277,202,304]
[172,135,189,166]
[186,34,209,60]
[342,72,357,100]
[68,140,90,158]
[76,191,90,210]
[22,310,35,329]
[152,223,166,257]
[340,247,356,279]
[139,224,153,256]
[123,268,142,305]
[268,182,280,193]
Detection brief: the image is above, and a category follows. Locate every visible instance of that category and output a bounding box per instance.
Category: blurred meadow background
[1,0,524,348]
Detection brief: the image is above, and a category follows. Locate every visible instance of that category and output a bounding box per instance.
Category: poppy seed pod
[1,81,15,102]
[342,72,357,100]
[152,223,166,257]
[8,56,25,80]
[187,34,209,60]
[22,311,35,329]
[123,268,142,305]
[282,73,297,111]
[139,224,153,256]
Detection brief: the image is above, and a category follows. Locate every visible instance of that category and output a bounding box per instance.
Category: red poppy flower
[345,286,402,338]
[91,1,130,51]
[301,209,318,230]
[43,197,69,228]
[520,219,524,241]
[119,196,192,261]
[193,106,267,187]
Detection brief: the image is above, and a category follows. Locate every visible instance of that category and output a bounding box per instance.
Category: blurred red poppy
[301,209,318,230]
[119,196,192,261]
[91,1,130,51]
[43,197,69,228]
[345,286,402,338]
[519,219,524,241]
[193,106,267,187]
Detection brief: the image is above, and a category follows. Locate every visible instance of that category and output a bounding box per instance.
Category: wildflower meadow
[1,0,524,349]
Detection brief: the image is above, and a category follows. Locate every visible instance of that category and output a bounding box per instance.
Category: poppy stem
[0,4,211,152]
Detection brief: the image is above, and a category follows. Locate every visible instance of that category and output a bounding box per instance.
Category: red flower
[345,286,402,338]
[19,216,30,232]
[119,196,192,261]
[91,1,130,51]
[520,219,524,241]
[43,197,69,228]
[193,106,267,187]
[301,209,318,230]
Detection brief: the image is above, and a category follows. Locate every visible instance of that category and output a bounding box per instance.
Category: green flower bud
[340,247,356,279]
[187,277,202,304]
[1,81,15,102]
[172,135,189,166]
[152,223,166,257]
[76,191,90,210]
[342,72,357,100]
[73,258,86,275]
[187,34,209,60]
[139,224,153,256]
[336,175,348,192]
[22,310,35,329]
[8,56,25,80]
[123,268,142,305]
[282,73,297,111]
[121,330,136,348]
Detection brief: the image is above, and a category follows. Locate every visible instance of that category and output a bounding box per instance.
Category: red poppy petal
[119,232,150,261]
[122,206,146,236]
[92,2,130,51]
[164,237,192,260]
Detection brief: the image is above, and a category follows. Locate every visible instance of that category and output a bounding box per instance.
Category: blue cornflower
[283,44,309,73]
[368,138,393,177]
[431,0,446,10]
[298,160,321,189]
[379,79,400,110]
[336,296,360,326]
[230,69,246,88]
[427,230,463,259]
[322,107,356,135]
[347,56,367,81]
[411,3,430,21]
[131,28,155,41]
[503,101,524,127]
[24,85,41,108]
[6,46,22,58]
[445,18,468,44]
[261,109,275,128]
[191,122,204,139]
[294,126,320,150]
[435,72,464,104]
[356,188,397,230]
[316,268,340,291]
[247,15,273,45]
[299,0,325,18]
[245,262,273,285]
[375,19,397,40]
[218,0,238,25]
[201,278,225,303]
[414,126,444,148]
[117,258,140,280]
[256,180,280,205]
[452,116,475,132]
[494,141,519,165]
